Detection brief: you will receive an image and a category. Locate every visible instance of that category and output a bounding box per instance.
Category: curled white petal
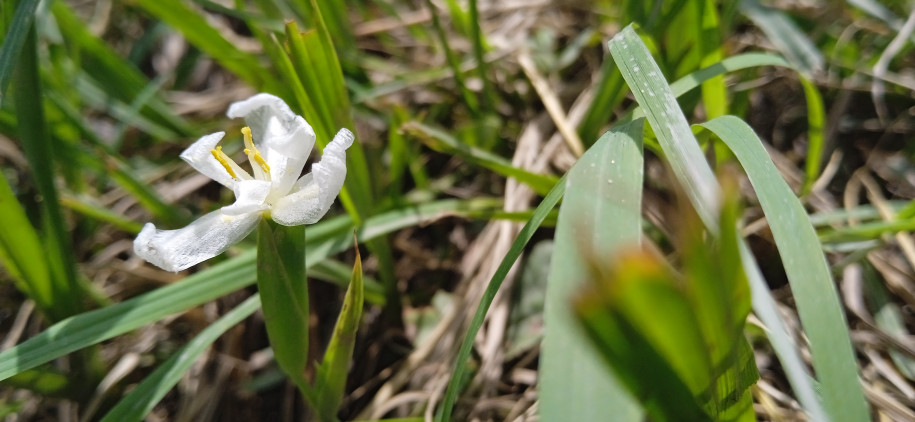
[133,211,261,272]
[222,180,272,215]
[179,132,245,188]
[226,93,316,161]
[271,129,354,226]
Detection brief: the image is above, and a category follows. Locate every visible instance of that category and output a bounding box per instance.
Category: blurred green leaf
[131,0,269,90]
[739,0,824,75]
[539,120,645,422]
[0,169,53,309]
[403,121,558,196]
[51,2,191,138]
[0,0,40,99]
[314,239,364,420]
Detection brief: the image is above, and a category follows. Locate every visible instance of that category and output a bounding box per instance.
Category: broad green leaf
[257,220,313,401]
[99,296,261,422]
[314,240,364,420]
[539,121,645,422]
[698,116,869,422]
[437,176,567,422]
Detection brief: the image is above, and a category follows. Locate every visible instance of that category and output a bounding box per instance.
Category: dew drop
[633,65,640,72]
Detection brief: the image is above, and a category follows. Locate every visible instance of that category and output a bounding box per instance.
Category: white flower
[134,93,353,272]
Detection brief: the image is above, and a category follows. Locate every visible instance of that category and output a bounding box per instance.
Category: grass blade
[698,116,869,422]
[99,295,261,422]
[437,175,568,422]
[539,120,645,422]
[314,239,364,420]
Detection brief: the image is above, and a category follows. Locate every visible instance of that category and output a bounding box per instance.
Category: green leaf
[257,220,312,397]
[314,239,364,420]
[437,175,567,422]
[99,295,261,422]
[698,116,869,422]
[539,120,645,422]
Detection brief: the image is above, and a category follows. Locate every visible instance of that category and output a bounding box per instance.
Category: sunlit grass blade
[314,239,364,420]
[13,23,84,321]
[698,116,869,421]
[436,175,568,422]
[539,120,645,422]
[609,25,720,227]
[0,0,40,99]
[0,198,498,382]
[99,295,261,422]
[403,121,558,195]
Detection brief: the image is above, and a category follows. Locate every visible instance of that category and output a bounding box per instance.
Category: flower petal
[222,179,271,215]
[226,94,316,161]
[179,132,250,188]
[134,211,261,272]
[271,129,354,226]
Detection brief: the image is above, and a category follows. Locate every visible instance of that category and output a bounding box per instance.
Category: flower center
[210,127,272,181]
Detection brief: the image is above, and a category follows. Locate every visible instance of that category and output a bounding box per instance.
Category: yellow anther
[241,126,271,175]
[210,146,238,179]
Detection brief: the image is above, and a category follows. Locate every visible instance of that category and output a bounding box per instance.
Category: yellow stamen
[210,146,238,179]
[241,127,271,175]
